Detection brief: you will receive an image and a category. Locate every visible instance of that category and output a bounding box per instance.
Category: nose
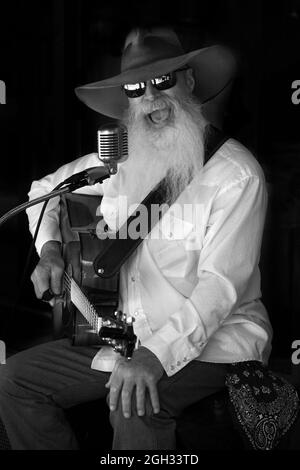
[143,81,161,100]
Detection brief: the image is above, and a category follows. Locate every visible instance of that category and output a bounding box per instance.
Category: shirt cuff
[142,329,206,377]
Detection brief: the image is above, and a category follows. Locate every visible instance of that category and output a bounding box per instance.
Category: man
[0,27,273,450]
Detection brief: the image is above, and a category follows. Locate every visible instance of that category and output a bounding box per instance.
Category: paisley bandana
[225,361,300,450]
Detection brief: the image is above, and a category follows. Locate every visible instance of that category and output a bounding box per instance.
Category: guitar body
[53,193,120,346]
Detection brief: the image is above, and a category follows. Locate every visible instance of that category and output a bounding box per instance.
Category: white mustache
[140,97,174,115]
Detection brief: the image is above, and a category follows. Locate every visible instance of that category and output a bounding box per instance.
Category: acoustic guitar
[52,192,137,358]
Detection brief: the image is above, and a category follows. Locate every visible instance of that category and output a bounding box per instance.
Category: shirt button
[131,276,135,282]
[176,361,181,366]
[171,365,175,371]
[183,357,188,362]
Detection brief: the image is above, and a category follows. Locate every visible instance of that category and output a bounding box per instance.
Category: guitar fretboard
[64,271,102,333]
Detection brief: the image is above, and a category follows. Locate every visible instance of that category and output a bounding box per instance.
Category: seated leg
[0,339,110,449]
[110,360,228,450]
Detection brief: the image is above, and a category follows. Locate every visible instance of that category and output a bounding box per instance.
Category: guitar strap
[93,125,229,279]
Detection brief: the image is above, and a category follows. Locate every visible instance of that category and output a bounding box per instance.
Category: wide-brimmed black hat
[75,27,238,119]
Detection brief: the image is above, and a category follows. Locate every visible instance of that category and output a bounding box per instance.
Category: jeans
[0,338,228,450]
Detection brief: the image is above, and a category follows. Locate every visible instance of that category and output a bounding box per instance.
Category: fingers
[50,265,63,295]
[108,379,158,418]
[121,383,135,418]
[30,254,64,301]
[31,265,51,299]
[108,381,143,418]
[136,382,146,416]
[107,367,138,418]
[108,380,123,414]
[106,358,160,419]
[148,380,160,414]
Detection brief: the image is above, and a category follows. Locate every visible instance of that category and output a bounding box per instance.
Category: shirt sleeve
[142,174,268,376]
[26,153,104,255]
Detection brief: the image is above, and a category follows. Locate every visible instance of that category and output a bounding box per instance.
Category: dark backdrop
[0,0,299,363]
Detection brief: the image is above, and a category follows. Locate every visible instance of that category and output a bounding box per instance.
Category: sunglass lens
[151,73,176,90]
[123,82,146,98]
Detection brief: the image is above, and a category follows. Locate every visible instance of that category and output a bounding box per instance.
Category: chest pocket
[147,214,195,278]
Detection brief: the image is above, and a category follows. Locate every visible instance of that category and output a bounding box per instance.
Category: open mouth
[148,107,171,126]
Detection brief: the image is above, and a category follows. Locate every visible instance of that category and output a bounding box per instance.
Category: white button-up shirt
[26,138,273,376]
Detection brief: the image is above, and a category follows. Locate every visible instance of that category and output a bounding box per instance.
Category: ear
[185,68,195,92]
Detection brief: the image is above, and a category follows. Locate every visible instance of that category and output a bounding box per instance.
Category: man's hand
[31,240,64,301]
[105,346,164,418]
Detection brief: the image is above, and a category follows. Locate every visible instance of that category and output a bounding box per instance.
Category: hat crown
[121,28,185,76]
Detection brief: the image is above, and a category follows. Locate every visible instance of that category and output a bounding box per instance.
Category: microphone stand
[0,167,111,228]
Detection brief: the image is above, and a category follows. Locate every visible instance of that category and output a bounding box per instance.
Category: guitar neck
[63,271,102,333]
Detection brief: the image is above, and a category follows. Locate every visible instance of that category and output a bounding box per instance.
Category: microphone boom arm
[0,166,111,229]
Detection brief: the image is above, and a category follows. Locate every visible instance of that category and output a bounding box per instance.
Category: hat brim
[75,45,238,119]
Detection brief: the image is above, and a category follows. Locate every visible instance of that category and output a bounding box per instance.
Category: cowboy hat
[75,27,238,120]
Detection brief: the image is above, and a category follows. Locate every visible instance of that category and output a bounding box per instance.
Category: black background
[0,0,299,369]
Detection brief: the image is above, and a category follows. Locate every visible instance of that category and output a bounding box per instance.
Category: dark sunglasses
[122,67,189,98]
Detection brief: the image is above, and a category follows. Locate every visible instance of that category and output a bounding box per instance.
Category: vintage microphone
[97,122,128,174]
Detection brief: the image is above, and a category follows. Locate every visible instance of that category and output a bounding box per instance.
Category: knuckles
[30,254,64,298]
[35,255,64,276]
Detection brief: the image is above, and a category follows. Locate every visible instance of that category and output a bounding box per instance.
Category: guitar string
[66,280,98,332]
[64,275,98,331]
[63,272,101,332]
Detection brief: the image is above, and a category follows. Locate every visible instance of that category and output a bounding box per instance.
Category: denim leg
[110,360,228,450]
[0,339,110,449]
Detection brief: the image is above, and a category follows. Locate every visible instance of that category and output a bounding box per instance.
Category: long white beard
[100,93,207,233]
[121,93,207,207]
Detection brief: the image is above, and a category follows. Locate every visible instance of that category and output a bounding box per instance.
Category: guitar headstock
[99,310,137,359]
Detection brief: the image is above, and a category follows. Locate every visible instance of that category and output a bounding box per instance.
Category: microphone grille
[97,123,128,168]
